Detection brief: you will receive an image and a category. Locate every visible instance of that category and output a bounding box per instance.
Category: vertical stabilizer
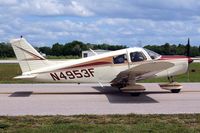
[10,38,50,73]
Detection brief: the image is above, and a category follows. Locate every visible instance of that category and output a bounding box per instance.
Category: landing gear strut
[168,76,174,83]
[111,73,146,96]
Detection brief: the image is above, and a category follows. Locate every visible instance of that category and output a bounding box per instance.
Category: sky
[0,0,200,46]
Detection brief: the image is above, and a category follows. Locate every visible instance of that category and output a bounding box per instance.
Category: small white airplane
[10,37,193,96]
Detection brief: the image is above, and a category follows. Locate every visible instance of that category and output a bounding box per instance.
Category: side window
[83,53,88,58]
[130,52,146,62]
[113,54,127,64]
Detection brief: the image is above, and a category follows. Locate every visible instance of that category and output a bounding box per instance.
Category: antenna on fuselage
[89,48,98,55]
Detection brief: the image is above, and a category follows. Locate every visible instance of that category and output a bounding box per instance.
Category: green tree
[39,47,52,55]
[0,43,15,58]
[51,43,64,56]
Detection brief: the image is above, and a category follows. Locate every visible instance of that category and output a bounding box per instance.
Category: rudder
[10,37,50,73]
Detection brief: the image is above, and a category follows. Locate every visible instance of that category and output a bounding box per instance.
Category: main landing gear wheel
[120,84,145,96]
[130,92,141,96]
[118,87,122,92]
[171,89,181,93]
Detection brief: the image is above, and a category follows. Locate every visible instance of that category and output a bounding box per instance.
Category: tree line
[38,41,127,57]
[0,41,200,58]
[144,43,200,57]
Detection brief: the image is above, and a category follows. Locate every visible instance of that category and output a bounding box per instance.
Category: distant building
[82,49,110,58]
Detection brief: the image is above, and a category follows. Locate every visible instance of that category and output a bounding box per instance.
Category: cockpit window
[113,54,127,64]
[144,48,161,59]
[130,52,146,62]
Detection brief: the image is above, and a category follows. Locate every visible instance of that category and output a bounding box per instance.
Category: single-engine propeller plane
[10,37,193,96]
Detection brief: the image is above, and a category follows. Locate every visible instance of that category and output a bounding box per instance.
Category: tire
[118,88,122,92]
[171,89,181,93]
[130,92,141,96]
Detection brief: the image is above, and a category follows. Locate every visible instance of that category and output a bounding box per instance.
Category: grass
[0,64,30,83]
[0,57,17,60]
[0,63,200,83]
[0,114,200,133]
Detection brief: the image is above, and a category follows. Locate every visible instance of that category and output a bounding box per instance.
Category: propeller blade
[186,38,190,57]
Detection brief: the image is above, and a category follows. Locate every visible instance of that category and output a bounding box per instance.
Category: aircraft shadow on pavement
[92,86,170,104]
[9,91,109,97]
[8,86,170,104]
[9,91,33,97]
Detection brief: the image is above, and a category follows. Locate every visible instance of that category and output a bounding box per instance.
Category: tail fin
[10,37,49,73]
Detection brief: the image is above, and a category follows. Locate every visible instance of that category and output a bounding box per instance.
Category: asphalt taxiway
[0,83,200,115]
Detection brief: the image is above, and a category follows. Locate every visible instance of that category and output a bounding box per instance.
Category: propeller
[186,38,193,82]
[186,38,190,57]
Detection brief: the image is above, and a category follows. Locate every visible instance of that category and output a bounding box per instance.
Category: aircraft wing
[111,61,174,84]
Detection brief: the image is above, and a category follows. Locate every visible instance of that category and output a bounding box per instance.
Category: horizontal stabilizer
[14,74,37,79]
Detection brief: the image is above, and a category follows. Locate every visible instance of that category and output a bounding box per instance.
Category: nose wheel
[159,76,182,93]
[171,89,181,93]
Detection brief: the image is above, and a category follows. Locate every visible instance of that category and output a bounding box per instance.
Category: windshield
[144,48,161,59]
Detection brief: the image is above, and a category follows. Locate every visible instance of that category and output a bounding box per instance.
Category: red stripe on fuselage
[159,55,188,60]
[69,61,112,68]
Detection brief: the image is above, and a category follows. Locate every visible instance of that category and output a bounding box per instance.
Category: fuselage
[32,48,189,83]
